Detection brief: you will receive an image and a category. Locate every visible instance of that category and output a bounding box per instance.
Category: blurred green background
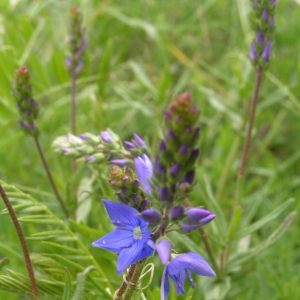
[0,0,299,299]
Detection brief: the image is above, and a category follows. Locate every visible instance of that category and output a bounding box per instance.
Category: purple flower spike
[141,209,161,225]
[250,43,256,60]
[134,154,153,194]
[100,131,111,144]
[161,252,215,299]
[124,141,137,150]
[262,9,268,22]
[262,43,272,62]
[92,200,154,275]
[134,133,147,148]
[157,239,172,265]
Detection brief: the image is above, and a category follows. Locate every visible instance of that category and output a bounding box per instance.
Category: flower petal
[161,266,170,300]
[103,199,139,227]
[92,230,135,253]
[167,254,191,276]
[134,154,153,194]
[170,270,186,295]
[186,252,216,276]
[185,269,194,288]
[117,238,152,275]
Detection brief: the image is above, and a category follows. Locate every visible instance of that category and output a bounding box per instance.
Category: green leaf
[71,266,96,300]
[226,211,297,271]
[235,198,295,239]
[62,268,73,300]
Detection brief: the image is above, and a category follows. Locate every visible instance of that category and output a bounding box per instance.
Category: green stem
[0,184,40,298]
[33,136,69,218]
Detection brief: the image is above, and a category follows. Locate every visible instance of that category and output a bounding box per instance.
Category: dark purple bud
[262,9,268,22]
[122,176,129,184]
[140,199,149,211]
[270,17,274,27]
[257,31,264,45]
[156,239,172,265]
[134,133,147,148]
[164,110,172,121]
[170,205,185,220]
[117,192,126,203]
[25,109,31,116]
[159,186,173,202]
[170,163,180,177]
[181,170,195,184]
[179,144,188,156]
[133,179,140,187]
[121,187,127,194]
[154,155,166,176]
[131,194,139,202]
[159,140,167,152]
[189,148,200,163]
[166,129,176,141]
[100,131,111,144]
[18,120,25,128]
[124,141,137,150]
[250,43,256,60]
[141,209,162,225]
[262,43,272,62]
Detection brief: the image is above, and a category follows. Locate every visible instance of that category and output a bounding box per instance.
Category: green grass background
[0,0,299,299]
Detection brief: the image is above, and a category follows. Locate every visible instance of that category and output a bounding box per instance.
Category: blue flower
[92,200,155,275]
[161,252,215,300]
[134,154,153,194]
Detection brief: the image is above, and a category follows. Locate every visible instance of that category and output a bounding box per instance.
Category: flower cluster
[66,7,87,76]
[250,0,277,67]
[12,66,39,136]
[91,93,216,299]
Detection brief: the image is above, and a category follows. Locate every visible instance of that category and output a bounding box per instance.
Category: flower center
[133,226,143,240]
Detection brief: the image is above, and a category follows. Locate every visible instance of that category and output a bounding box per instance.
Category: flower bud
[156,238,172,265]
[158,186,173,202]
[141,209,161,225]
[170,205,185,220]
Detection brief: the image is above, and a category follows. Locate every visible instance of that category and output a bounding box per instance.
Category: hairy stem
[231,66,264,215]
[183,198,221,279]
[33,136,69,217]
[238,66,264,177]
[0,184,40,298]
[71,73,77,136]
[114,259,146,300]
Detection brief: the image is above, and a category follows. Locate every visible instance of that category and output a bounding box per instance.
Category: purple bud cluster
[108,165,149,211]
[155,92,201,199]
[250,0,277,67]
[12,66,39,136]
[66,7,87,76]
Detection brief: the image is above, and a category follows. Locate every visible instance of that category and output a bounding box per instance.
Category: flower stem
[238,66,264,177]
[0,184,40,298]
[232,66,264,214]
[33,136,69,218]
[114,259,146,300]
[71,73,77,136]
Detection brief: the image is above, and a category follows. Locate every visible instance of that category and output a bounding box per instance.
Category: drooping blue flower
[92,200,155,275]
[161,252,215,300]
[134,154,153,194]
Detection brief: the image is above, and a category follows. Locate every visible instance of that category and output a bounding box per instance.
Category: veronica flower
[134,154,153,194]
[161,252,215,299]
[92,200,155,275]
